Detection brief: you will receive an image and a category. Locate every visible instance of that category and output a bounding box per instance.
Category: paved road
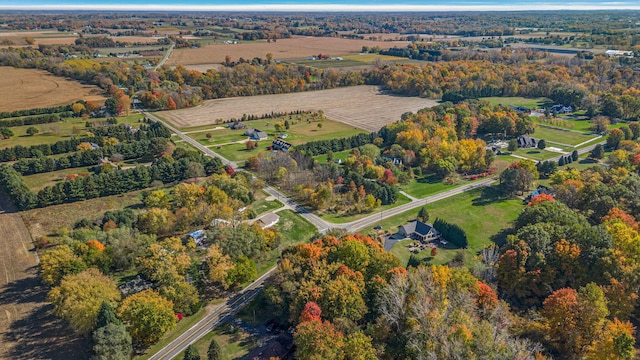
[147,111,603,360]
[148,268,276,360]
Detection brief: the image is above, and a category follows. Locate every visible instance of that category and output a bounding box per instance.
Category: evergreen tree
[590,144,604,159]
[207,339,221,360]
[96,301,121,328]
[417,207,430,223]
[183,345,201,360]
[91,323,132,360]
[537,139,547,150]
[571,150,579,161]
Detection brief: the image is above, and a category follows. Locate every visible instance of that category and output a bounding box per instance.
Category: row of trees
[432,217,469,248]
[0,119,170,162]
[0,103,72,119]
[0,154,222,210]
[12,139,156,175]
[0,111,73,128]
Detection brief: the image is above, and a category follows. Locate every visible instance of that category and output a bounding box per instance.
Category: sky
[1,0,640,11]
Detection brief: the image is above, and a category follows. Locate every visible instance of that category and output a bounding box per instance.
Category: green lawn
[511,148,562,161]
[21,166,95,191]
[532,125,597,146]
[314,149,351,163]
[368,186,522,267]
[173,323,256,360]
[249,196,283,217]
[254,210,319,275]
[343,53,408,62]
[479,96,550,109]
[193,116,365,162]
[0,113,145,151]
[401,174,457,199]
[320,193,412,224]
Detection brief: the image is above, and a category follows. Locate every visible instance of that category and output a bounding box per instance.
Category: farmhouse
[517,135,538,148]
[186,229,207,246]
[272,138,292,151]
[229,121,247,130]
[550,104,573,114]
[256,212,280,229]
[397,220,440,243]
[246,128,268,141]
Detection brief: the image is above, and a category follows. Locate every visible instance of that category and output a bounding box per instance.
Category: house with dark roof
[398,220,440,243]
[509,105,532,114]
[550,104,573,114]
[229,121,247,130]
[246,128,268,141]
[517,135,538,148]
[272,139,292,151]
[119,275,154,297]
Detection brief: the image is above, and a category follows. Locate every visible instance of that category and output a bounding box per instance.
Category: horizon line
[2,4,640,12]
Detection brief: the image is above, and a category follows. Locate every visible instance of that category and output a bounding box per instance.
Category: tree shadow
[416,174,442,184]
[1,276,87,359]
[491,227,515,247]
[471,186,507,207]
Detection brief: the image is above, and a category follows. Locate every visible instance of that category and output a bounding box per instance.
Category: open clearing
[166,36,409,65]
[0,67,105,112]
[0,193,84,359]
[156,85,435,132]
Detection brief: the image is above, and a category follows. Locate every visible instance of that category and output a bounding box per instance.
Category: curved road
[145,109,606,360]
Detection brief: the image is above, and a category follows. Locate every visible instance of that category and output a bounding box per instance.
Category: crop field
[166,36,409,65]
[0,193,84,359]
[0,67,105,112]
[156,85,435,132]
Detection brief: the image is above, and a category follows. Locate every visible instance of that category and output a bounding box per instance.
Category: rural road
[146,108,606,360]
[154,42,175,71]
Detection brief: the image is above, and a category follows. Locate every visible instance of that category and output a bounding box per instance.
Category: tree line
[0,103,72,119]
[433,217,469,248]
[12,139,155,175]
[295,132,377,156]
[0,154,223,210]
[0,112,73,128]
[0,120,170,162]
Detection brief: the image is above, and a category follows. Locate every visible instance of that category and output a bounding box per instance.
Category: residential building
[397,220,440,243]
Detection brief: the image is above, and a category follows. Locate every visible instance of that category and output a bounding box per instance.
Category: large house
[517,135,538,148]
[246,128,268,141]
[229,121,247,130]
[272,138,292,151]
[550,104,573,114]
[397,220,440,243]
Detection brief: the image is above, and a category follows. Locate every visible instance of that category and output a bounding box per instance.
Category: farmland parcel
[156,85,436,132]
[0,67,105,112]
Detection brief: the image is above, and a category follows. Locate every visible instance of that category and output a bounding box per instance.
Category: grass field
[249,191,283,216]
[479,96,550,109]
[22,189,145,239]
[366,186,522,266]
[192,117,365,162]
[320,193,412,224]
[155,85,435,132]
[314,149,351,163]
[511,148,563,161]
[254,210,319,274]
[0,67,105,112]
[166,36,409,65]
[0,113,144,151]
[401,174,457,199]
[21,167,95,191]
[532,125,597,146]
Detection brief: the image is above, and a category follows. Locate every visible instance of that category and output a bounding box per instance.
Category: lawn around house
[367,186,522,267]
[532,125,597,146]
[320,193,412,224]
[479,96,550,109]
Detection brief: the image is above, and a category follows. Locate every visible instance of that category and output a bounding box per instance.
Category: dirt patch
[0,192,85,359]
[0,67,105,112]
[167,36,409,65]
[156,85,436,132]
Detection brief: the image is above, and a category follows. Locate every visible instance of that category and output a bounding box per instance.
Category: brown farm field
[166,36,409,65]
[156,86,436,132]
[0,67,105,112]
[0,193,85,360]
